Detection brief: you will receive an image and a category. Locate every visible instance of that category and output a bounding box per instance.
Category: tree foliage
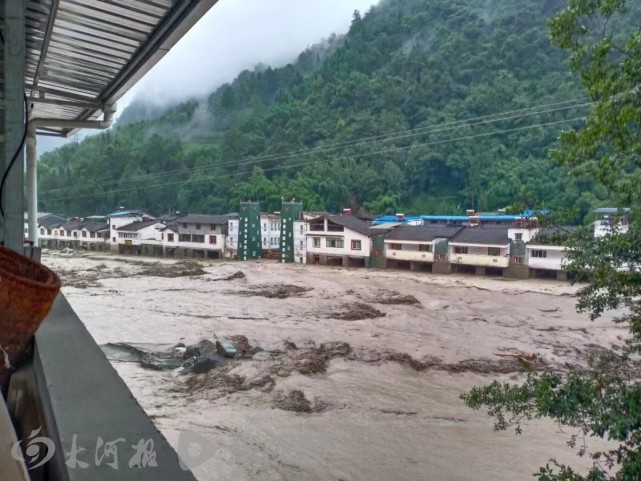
[462,2,641,479]
[36,0,640,218]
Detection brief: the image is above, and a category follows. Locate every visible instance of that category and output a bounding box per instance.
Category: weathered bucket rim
[0,246,60,290]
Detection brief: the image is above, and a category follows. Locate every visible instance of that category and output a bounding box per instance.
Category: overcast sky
[38,0,380,154]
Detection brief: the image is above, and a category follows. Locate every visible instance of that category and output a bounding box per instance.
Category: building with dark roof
[305,215,386,267]
[448,227,512,273]
[383,225,465,273]
[160,214,230,259]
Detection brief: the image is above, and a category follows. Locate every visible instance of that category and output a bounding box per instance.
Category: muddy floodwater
[44,252,622,481]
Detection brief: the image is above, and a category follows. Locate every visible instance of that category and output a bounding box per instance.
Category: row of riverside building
[27,204,630,281]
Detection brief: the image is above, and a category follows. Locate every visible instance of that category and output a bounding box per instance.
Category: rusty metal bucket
[0,246,60,385]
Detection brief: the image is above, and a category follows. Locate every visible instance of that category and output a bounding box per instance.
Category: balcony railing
[386,250,434,262]
[450,253,509,268]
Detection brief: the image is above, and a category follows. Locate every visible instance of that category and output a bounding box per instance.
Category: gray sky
[38,0,380,154]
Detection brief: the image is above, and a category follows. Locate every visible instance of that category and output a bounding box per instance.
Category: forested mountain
[37,0,640,220]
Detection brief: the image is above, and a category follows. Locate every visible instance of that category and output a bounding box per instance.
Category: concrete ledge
[32,295,197,480]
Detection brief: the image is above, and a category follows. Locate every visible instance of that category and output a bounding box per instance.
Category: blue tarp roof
[373,211,550,225]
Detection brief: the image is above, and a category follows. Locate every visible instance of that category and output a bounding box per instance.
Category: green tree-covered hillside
[37,0,640,218]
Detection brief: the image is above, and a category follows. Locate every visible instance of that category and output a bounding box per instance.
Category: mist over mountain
[37,0,640,220]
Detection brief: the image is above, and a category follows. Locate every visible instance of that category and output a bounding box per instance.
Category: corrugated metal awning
[1,0,217,137]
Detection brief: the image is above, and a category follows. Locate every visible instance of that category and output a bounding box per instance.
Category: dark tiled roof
[117,221,161,232]
[38,214,67,228]
[324,215,375,236]
[176,214,232,225]
[59,221,84,231]
[450,226,510,245]
[83,223,109,233]
[157,213,187,223]
[386,225,464,242]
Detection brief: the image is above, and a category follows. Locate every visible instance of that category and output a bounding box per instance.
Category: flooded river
[44,252,621,481]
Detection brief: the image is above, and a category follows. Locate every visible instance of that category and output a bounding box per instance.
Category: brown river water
[44,252,621,481]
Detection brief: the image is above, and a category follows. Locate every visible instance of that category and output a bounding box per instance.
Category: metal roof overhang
[1,0,218,137]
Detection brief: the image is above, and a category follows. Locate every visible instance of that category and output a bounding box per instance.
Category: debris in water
[274,390,313,413]
[332,303,386,320]
[212,271,246,281]
[140,261,206,278]
[216,339,238,358]
[376,294,421,306]
[235,284,312,299]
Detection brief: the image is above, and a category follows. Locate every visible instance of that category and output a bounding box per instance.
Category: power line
[41,116,585,204]
[40,97,592,194]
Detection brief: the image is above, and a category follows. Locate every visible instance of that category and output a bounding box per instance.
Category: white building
[108,210,154,250]
[116,220,164,255]
[160,214,230,259]
[78,223,110,251]
[593,207,631,237]
[448,226,511,274]
[306,215,375,267]
[384,225,464,272]
[260,213,281,254]
[525,226,576,279]
[293,219,307,264]
[226,217,240,259]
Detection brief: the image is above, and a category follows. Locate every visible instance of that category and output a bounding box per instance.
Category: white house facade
[306,215,374,267]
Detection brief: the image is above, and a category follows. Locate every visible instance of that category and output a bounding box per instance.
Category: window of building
[167,233,174,242]
[182,223,188,229]
[112,224,115,229]
[54,230,58,236]
[488,247,500,256]
[389,243,402,250]
[112,237,116,242]
[312,237,321,248]
[351,240,362,251]
[40,228,44,235]
[209,235,217,245]
[47,229,51,235]
[263,223,267,230]
[82,231,87,238]
[196,223,201,229]
[179,234,191,242]
[515,233,523,241]
[513,256,523,264]
[326,238,344,248]
[210,224,215,230]
[436,253,447,262]
[192,234,205,243]
[67,230,71,237]
[90,232,96,238]
[454,246,469,254]
[531,249,547,258]
[418,244,432,252]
